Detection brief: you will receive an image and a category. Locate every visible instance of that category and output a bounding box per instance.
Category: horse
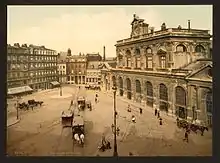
[74,133,84,145]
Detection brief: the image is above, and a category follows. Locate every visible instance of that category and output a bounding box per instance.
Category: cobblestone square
[7,86,212,156]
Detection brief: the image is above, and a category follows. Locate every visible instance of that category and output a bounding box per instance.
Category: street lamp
[59,72,63,96]
[16,96,20,120]
[112,85,118,156]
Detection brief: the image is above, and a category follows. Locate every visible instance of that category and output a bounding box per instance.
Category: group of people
[95,93,99,103]
[127,105,143,123]
[154,107,163,125]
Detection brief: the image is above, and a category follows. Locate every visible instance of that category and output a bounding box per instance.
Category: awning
[8,86,33,95]
[50,81,60,86]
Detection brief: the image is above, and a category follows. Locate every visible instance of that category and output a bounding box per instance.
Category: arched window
[176,44,187,52]
[146,47,152,54]
[195,45,205,53]
[206,91,212,113]
[175,86,186,106]
[146,81,153,107]
[135,80,141,94]
[146,81,153,97]
[159,84,168,101]
[159,84,168,111]
[126,78,132,100]
[135,49,141,68]
[119,77,123,96]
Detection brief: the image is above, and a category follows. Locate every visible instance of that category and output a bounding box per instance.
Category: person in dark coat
[157,110,160,118]
[159,117,163,125]
[183,131,189,143]
[155,108,157,116]
[139,108,143,114]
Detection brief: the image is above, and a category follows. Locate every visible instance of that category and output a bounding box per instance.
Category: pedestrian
[154,108,157,116]
[139,108,143,114]
[127,105,131,112]
[183,131,189,143]
[157,110,160,118]
[159,117,163,125]
[132,115,136,123]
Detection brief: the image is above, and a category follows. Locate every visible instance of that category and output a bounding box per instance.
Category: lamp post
[112,85,118,156]
[16,96,20,120]
[60,72,63,96]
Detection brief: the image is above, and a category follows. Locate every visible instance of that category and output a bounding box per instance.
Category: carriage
[77,96,86,111]
[61,109,74,127]
[72,115,85,146]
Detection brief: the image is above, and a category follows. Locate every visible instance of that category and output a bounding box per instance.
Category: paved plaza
[6,85,212,156]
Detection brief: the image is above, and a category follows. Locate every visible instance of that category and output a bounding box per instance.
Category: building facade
[86,53,102,85]
[105,15,212,126]
[66,53,87,85]
[7,43,58,94]
[7,44,30,89]
[57,52,68,84]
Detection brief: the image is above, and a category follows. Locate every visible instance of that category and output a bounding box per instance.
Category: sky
[7,5,212,57]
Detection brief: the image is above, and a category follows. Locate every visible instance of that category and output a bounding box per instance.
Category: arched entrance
[119,77,123,96]
[175,86,187,119]
[159,83,168,112]
[146,81,153,107]
[126,78,132,100]
[112,76,116,87]
[135,80,141,102]
[206,91,212,127]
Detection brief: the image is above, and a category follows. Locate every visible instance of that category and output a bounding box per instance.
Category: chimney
[188,20,191,30]
[103,46,106,61]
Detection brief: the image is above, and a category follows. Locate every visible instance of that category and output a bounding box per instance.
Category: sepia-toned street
[7,85,212,156]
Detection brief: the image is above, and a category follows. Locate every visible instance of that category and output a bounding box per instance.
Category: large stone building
[105,15,212,126]
[86,53,103,85]
[66,51,87,85]
[7,43,58,95]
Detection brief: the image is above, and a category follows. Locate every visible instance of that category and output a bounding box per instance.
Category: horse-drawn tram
[61,110,74,127]
[72,115,85,146]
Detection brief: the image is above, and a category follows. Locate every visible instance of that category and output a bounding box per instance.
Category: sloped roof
[58,52,68,62]
[87,61,102,69]
[86,53,102,61]
[180,59,212,79]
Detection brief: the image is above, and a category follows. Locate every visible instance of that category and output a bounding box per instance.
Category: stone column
[153,84,159,109]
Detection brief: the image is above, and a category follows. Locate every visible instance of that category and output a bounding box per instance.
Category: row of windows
[58,71,66,74]
[29,76,56,83]
[30,63,56,68]
[7,72,28,78]
[124,44,206,56]
[86,78,99,82]
[58,65,66,69]
[124,55,166,69]
[7,55,29,61]
[68,64,86,69]
[29,70,56,76]
[7,49,29,54]
[29,56,56,61]
[32,50,55,55]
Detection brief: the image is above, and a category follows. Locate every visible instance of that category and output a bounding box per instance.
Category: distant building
[57,52,68,84]
[66,52,87,84]
[86,53,102,85]
[7,43,58,96]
